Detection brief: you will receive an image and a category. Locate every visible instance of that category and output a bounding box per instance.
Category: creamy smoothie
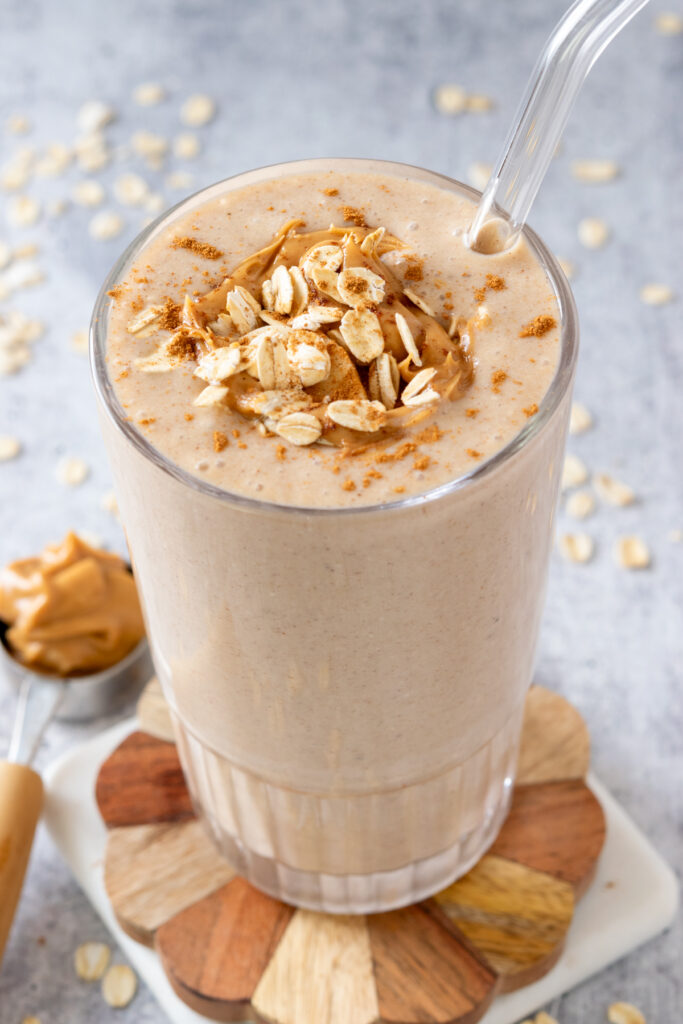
[94,159,576,912]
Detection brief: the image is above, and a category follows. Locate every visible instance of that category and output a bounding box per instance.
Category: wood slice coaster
[95,683,605,1024]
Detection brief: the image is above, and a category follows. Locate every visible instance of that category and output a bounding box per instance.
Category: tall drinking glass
[92,159,578,913]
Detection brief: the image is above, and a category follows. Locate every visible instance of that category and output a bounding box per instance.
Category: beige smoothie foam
[105,169,560,505]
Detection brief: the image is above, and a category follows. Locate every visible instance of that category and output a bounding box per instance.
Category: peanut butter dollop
[0,532,145,676]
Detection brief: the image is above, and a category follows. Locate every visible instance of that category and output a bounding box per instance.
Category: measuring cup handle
[0,760,43,965]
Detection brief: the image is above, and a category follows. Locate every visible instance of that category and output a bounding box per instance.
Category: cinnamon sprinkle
[172,236,224,260]
[465,408,480,418]
[213,431,229,452]
[413,455,431,470]
[276,444,287,461]
[491,369,508,393]
[375,441,418,464]
[415,424,443,444]
[166,329,197,360]
[342,478,356,491]
[466,448,482,458]
[486,274,506,291]
[339,205,366,226]
[523,403,539,417]
[322,187,339,196]
[520,315,557,337]
[184,413,194,421]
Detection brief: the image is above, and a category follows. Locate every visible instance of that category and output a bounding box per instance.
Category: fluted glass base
[172,704,523,914]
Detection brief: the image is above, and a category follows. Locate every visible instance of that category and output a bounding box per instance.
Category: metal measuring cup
[0,624,153,962]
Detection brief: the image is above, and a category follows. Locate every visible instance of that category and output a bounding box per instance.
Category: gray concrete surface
[0,0,680,1020]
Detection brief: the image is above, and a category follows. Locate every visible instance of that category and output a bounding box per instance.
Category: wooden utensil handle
[0,760,43,964]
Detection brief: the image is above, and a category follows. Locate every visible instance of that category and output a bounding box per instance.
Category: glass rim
[91,156,579,518]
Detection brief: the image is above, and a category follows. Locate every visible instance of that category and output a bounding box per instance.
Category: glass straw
[467,0,650,253]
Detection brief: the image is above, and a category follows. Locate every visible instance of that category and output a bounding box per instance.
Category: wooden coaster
[95,683,605,1024]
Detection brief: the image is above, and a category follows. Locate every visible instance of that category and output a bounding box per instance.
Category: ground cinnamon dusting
[167,329,197,360]
[184,413,194,421]
[520,315,557,338]
[474,287,486,303]
[138,417,156,425]
[465,408,480,418]
[466,448,482,458]
[393,486,406,494]
[413,455,431,470]
[342,478,356,491]
[491,369,508,393]
[172,236,224,260]
[523,403,539,417]
[107,285,124,300]
[213,431,229,452]
[323,187,339,196]
[375,441,418,464]
[232,429,241,438]
[276,444,287,461]
[486,274,506,291]
[339,205,366,226]
[415,424,443,444]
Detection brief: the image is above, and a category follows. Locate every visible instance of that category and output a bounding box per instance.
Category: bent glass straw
[466,0,651,253]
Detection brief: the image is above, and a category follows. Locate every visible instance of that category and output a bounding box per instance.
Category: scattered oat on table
[114,172,149,206]
[558,258,575,280]
[655,11,682,34]
[166,170,194,190]
[534,1014,560,1024]
[566,489,595,519]
[173,132,201,159]
[75,132,110,173]
[570,159,620,183]
[77,100,115,134]
[102,964,138,1008]
[562,453,588,489]
[47,198,68,218]
[180,93,216,126]
[133,82,166,106]
[0,259,44,294]
[433,83,468,114]
[578,217,609,249]
[70,329,89,354]
[101,490,119,517]
[594,472,635,506]
[74,941,111,981]
[6,114,31,135]
[467,162,492,192]
[466,93,494,112]
[131,130,168,169]
[72,179,105,207]
[569,401,592,434]
[56,456,90,487]
[639,282,674,306]
[615,536,651,570]
[89,210,124,241]
[35,142,72,177]
[607,1001,647,1024]
[0,436,21,461]
[7,195,41,227]
[0,309,43,374]
[559,531,594,564]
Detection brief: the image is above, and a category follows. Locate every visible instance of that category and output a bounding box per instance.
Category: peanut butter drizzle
[0,532,145,676]
[175,221,476,451]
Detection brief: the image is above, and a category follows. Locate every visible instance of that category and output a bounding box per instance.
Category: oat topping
[130,220,475,448]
